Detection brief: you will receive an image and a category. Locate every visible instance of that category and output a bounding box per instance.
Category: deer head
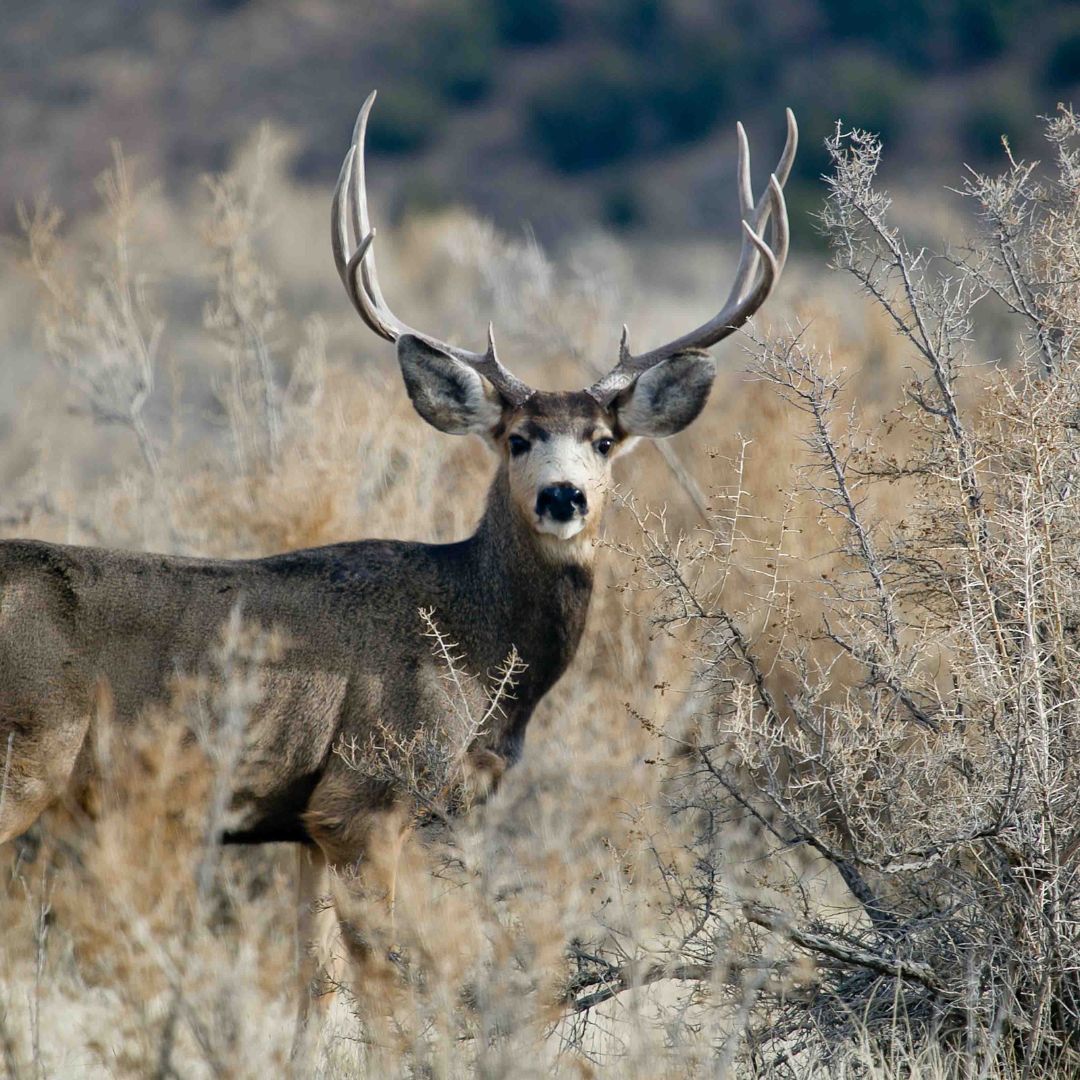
[332,92,796,548]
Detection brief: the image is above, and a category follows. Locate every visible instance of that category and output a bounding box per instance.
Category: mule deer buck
[0,90,794,1022]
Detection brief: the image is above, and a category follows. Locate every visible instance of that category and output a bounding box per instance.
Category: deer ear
[397,334,504,435]
[613,351,716,437]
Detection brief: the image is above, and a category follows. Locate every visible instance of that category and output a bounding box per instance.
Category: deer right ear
[397,334,504,435]
[613,350,716,437]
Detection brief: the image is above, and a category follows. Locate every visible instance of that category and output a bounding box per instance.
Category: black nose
[536,484,587,522]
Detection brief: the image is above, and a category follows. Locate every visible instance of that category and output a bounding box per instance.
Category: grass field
[2,110,1079,1077]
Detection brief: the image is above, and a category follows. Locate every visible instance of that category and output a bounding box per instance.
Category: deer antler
[332,91,534,406]
[587,110,797,406]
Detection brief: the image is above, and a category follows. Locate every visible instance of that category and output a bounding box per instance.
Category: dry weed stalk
[20,144,163,483]
[203,127,286,471]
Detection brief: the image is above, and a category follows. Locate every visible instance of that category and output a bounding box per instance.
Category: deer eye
[508,434,531,457]
[594,437,615,458]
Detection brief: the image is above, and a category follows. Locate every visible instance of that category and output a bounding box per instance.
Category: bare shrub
[20,145,163,484]
[587,108,1080,1077]
[203,126,287,470]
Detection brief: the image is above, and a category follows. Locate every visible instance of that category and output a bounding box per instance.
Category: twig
[743,903,944,994]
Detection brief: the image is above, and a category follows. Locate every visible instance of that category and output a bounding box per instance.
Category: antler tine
[332,140,399,341]
[726,107,797,305]
[331,92,535,405]
[330,147,358,293]
[348,93,406,333]
[332,92,414,341]
[343,232,399,341]
[587,111,796,405]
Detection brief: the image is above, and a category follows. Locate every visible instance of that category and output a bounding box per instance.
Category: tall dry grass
[2,109,1075,1077]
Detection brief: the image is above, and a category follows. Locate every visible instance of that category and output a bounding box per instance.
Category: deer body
[0,454,595,856]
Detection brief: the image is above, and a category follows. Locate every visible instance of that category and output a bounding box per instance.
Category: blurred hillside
[4,0,1078,245]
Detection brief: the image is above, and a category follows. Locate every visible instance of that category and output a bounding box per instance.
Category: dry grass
[2,110,1076,1078]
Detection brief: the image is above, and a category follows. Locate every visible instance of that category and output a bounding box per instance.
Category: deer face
[395,335,718,544]
[500,392,617,541]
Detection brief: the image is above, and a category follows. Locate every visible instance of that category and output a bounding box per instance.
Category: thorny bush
[588,108,1080,1076]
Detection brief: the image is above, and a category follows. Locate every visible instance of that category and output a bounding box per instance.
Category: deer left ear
[397,334,505,436]
[613,350,716,437]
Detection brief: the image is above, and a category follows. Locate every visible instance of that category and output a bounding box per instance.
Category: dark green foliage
[525,17,734,174]
[602,181,643,231]
[962,109,1012,162]
[391,173,452,225]
[608,0,664,53]
[818,0,1027,70]
[831,57,909,142]
[818,0,936,69]
[528,55,640,172]
[8,0,1080,238]
[787,55,909,185]
[784,181,832,256]
[789,119,834,190]
[1045,28,1080,89]
[647,34,731,147]
[961,95,1032,161]
[954,0,1021,63]
[365,85,445,156]
[411,4,497,106]
[490,0,565,47]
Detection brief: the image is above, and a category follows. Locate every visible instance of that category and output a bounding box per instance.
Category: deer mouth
[534,515,587,540]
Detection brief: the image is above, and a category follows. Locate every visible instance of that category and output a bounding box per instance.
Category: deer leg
[386,822,410,937]
[290,845,343,1066]
[0,704,92,846]
[303,777,411,996]
[0,596,103,847]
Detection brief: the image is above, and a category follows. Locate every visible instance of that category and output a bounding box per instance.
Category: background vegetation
[4,0,1078,243]
[3,2,1080,1076]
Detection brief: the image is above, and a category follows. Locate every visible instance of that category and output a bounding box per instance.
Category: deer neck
[473,465,598,577]
[458,466,596,744]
